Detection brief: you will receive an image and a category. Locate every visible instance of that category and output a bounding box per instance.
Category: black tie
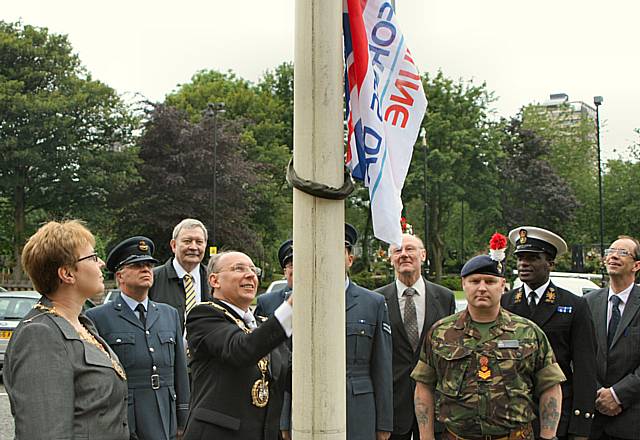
[135,304,147,328]
[528,291,537,315]
[403,288,420,351]
[607,295,622,349]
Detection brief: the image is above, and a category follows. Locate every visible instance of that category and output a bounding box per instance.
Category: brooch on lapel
[514,289,524,304]
[544,288,556,304]
[557,306,573,314]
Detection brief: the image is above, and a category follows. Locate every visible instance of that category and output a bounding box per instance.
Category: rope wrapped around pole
[286,158,355,200]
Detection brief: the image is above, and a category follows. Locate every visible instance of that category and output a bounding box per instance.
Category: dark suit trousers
[390,417,420,440]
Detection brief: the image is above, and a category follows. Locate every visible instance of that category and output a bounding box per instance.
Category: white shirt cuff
[610,386,622,405]
[274,301,293,337]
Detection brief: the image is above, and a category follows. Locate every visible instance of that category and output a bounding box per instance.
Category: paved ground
[0,384,13,440]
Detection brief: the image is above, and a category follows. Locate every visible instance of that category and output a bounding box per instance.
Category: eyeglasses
[218,264,262,277]
[77,253,99,263]
[391,246,423,255]
[604,248,637,259]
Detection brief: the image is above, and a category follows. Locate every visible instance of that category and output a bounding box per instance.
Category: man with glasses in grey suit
[585,236,640,440]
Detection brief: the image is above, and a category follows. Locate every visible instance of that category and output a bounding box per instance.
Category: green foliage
[437,275,462,292]
[0,21,139,279]
[401,71,501,280]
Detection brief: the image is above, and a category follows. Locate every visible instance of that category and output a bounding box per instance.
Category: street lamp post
[205,102,226,248]
[593,95,604,285]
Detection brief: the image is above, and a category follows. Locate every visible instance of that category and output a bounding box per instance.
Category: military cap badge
[477,355,492,380]
[138,240,149,252]
[519,229,527,244]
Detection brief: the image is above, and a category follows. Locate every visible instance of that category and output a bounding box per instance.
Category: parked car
[512,271,601,297]
[265,279,288,294]
[0,290,41,371]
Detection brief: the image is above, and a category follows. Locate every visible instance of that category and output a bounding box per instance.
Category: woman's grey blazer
[3,297,129,440]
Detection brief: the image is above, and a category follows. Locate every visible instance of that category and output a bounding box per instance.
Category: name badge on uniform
[557,306,573,314]
[497,340,520,349]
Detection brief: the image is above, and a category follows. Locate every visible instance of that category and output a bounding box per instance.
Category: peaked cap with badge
[106,236,159,272]
[509,226,568,259]
[345,223,358,250]
[277,239,293,269]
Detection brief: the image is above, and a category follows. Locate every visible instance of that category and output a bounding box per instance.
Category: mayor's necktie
[184,274,196,315]
[607,295,622,349]
[403,288,419,351]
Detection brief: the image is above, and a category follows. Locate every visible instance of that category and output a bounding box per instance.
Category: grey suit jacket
[585,285,640,439]
[3,297,129,440]
[376,278,456,436]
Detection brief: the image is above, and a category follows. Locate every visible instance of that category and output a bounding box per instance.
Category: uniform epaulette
[256,315,268,322]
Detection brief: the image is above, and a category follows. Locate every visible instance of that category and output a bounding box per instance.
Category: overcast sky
[4,0,639,160]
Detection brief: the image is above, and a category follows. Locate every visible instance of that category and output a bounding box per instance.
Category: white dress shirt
[173,259,202,306]
[395,277,426,336]
[120,292,149,320]
[522,279,551,305]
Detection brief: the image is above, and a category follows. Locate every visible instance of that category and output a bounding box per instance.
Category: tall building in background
[538,93,598,142]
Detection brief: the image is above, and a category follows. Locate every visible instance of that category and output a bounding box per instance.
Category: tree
[0,21,139,280]
[401,71,501,281]
[116,103,262,262]
[499,117,579,233]
[163,66,294,275]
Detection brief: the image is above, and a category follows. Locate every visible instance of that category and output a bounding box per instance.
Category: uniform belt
[445,423,532,440]
[126,371,174,389]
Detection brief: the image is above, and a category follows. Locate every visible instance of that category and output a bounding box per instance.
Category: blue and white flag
[344,0,427,246]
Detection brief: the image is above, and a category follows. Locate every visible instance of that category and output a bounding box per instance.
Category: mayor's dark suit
[376,278,455,438]
[585,285,640,440]
[86,294,190,440]
[149,258,212,331]
[502,283,597,437]
[184,299,290,440]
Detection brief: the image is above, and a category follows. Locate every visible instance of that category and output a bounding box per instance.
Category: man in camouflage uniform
[412,244,566,440]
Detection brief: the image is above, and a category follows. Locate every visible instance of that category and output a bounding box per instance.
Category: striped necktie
[184,274,197,315]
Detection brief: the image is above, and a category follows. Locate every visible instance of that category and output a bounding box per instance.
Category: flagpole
[292,0,346,439]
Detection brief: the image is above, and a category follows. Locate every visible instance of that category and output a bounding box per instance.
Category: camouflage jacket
[411,308,565,436]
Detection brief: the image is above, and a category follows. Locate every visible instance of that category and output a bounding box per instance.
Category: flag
[343,0,427,246]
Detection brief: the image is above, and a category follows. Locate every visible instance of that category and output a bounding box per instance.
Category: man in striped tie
[150,218,213,332]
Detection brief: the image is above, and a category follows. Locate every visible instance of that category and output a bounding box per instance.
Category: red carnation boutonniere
[489,232,507,262]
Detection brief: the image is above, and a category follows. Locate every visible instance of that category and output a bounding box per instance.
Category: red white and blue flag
[343,0,427,246]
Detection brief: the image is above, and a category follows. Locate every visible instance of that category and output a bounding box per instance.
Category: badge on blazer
[544,288,556,304]
[477,356,492,380]
[514,290,523,304]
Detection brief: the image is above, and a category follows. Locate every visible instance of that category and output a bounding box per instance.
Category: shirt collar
[523,279,551,300]
[219,299,249,318]
[120,292,149,312]
[172,258,199,279]
[608,283,634,305]
[395,276,425,299]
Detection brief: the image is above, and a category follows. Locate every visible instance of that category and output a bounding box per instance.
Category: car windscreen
[0,297,39,320]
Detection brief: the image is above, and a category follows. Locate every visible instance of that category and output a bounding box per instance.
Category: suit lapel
[346,282,359,312]
[507,287,532,319]
[593,290,609,353]
[611,285,640,348]
[386,283,413,349]
[532,284,557,327]
[422,280,440,342]
[146,301,159,329]
[115,294,145,330]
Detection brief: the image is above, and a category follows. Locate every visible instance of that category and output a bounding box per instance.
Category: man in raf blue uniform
[87,237,190,440]
[256,239,294,318]
[344,224,393,440]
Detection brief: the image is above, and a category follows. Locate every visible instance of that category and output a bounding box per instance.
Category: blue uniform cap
[106,236,159,272]
[278,239,293,268]
[345,223,358,250]
[460,254,505,278]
